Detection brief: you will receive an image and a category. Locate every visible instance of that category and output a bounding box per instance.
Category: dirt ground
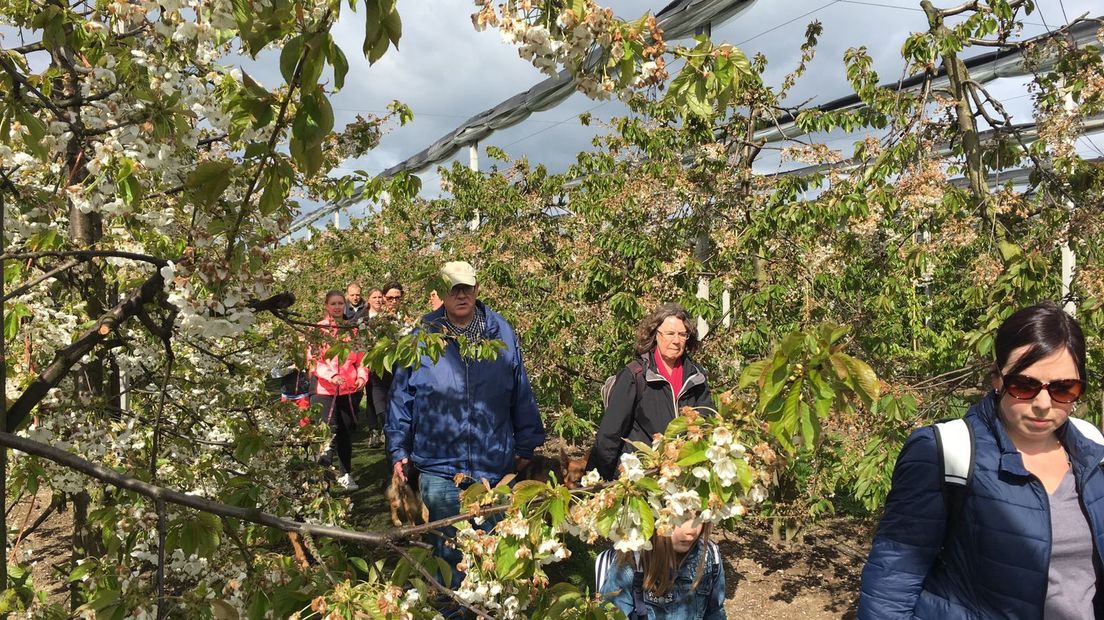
[718,518,869,618]
[7,488,74,607]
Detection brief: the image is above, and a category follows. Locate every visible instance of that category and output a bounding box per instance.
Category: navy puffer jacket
[859,391,1104,619]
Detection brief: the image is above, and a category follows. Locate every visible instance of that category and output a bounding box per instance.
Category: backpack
[595,548,645,618]
[601,360,646,411]
[933,416,1104,520]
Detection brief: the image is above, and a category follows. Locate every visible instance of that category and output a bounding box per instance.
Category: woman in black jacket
[588,303,713,480]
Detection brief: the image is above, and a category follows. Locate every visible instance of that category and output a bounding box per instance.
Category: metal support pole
[469,143,481,231]
[1061,88,1077,316]
[722,287,732,328]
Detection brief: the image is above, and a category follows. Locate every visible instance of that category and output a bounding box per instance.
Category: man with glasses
[386,261,545,585]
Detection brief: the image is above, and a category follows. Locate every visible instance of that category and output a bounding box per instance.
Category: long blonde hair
[619,522,713,596]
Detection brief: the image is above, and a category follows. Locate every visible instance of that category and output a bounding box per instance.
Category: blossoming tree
[3,0,1102,617]
[0,0,808,617]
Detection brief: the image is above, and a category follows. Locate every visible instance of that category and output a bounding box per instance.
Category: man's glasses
[1002,374,1086,404]
[657,330,689,341]
[385,295,402,301]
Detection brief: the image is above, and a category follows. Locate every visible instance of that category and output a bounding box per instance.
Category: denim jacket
[598,539,727,620]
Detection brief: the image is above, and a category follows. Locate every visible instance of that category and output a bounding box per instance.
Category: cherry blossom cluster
[445,404,772,615]
[472,1,668,100]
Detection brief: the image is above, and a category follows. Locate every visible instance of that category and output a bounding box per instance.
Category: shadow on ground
[343,425,395,532]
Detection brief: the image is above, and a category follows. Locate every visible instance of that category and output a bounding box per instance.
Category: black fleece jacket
[587,352,712,480]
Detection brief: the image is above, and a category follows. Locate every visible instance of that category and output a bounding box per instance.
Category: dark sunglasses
[1002,374,1086,404]
[385,295,402,300]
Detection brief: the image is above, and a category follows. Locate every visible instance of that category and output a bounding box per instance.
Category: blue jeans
[419,473,503,589]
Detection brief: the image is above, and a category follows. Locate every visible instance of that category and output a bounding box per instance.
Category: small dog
[386,461,428,527]
[561,448,590,489]
[515,453,565,484]
[514,449,591,489]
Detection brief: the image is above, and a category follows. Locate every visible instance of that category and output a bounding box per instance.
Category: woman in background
[309,290,369,490]
[588,303,712,480]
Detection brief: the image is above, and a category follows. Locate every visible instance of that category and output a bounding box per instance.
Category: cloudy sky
[287,0,1100,227]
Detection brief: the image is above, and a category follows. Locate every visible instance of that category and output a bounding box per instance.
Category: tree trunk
[920,1,996,228]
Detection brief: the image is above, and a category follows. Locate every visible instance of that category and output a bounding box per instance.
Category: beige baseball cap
[440,261,477,289]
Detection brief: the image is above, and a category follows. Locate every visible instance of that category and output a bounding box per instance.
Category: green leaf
[383,7,402,47]
[549,496,566,527]
[665,415,688,438]
[632,497,654,541]
[299,34,328,88]
[687,79,712,119]
[87,588,120,612]
[258,171,286,216]
[367,30,390,64]
[349,556,370,575]
[511,480,548,508]
[494,539,524,580]
[328,38,349,90]
[243,141,268,159]
[6,303,31,340]
[185,160,234,206]
[596,505,618,536]
[759,355,791,410]
[838,353,879,405]
[738,359,769,389]
[798,400,819,450]
[280,35,304,85]
[998,239,1021,262]
[365,0,383,49]
[16,109,48,160]
[676,443,708,467]
[68,561,94,582]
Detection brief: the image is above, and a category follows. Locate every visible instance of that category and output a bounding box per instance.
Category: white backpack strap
[594,548,616,592]
[708,541,721,566]
[1068,418,1104,464]
[933,418,972,487]
[1068,417,1104,445]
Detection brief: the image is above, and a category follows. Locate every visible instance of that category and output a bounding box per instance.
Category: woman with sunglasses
[859,301,1102,619]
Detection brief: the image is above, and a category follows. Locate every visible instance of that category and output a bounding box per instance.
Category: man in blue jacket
[386,260,545,583]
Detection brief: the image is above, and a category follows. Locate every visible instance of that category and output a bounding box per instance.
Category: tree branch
[2,258,81,301]
[5,269,164,432]
[384,541,493,620]
[0,249,168,268]
[0,428,627,546]
[0,430,395,544]
[222,10,325,265]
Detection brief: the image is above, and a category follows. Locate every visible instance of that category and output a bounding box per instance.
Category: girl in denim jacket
[597,520,727,619]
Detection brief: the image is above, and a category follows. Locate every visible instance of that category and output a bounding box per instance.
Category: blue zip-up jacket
[597,538,726,620]
[859,391,1104,619]
[386,302,545,483]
